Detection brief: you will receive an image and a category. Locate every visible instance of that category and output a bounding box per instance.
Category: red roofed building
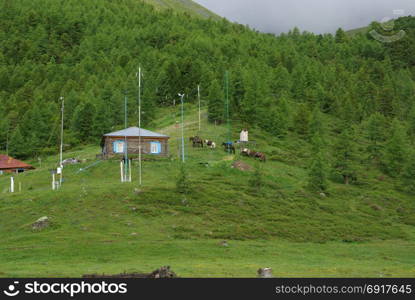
[0,155,35,174]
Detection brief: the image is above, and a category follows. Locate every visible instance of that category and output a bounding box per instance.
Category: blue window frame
[113,140,126,154]
[150,141,162,154]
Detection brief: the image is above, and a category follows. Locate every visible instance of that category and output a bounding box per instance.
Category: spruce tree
[176,164,190,194]
[308,134,328,192]
[249,163,264,194]
[93,101,113,140]
[207,80,224,124]
[332,129,357,185]
[9,126,27,158]
[408,105,415,142]
[366,112,387,162]
[71,102,96,143]
[383,119,409,177]
[335,28,348,43]
[293,103,311,135]
[401,151,415,194]
[0,117,9,152]
[309,106,325,140]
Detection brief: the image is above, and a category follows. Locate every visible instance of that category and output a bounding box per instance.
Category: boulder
[32,216,50,231]
[220,240,229,247]
[82,266,178,278]
[257,268,273,278]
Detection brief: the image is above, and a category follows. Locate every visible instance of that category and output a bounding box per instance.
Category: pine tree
[366,112,387,162]
[207,80,224,124]
[309,151,329,192]
[176,164,190,194]
[335,28,348,43]
[408,105,415,142]
[249,163,264,194]
[309,106,325,139]
[0,117,9,152]
[308,134,328,191]
[71,102,96,143]
[9,126,27,158]
[293,103,311,135]
[93,101,113,140]
[401,151,415,194]
[260,97,291,137]
[383,119,409,177]
[332,129,357,185]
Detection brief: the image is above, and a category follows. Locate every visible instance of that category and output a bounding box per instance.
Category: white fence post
[10,176,14,193]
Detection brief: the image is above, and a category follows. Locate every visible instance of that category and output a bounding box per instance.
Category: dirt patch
[231,161,252,171]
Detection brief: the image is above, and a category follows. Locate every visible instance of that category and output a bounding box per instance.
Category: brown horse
[190,136,204,148]
[241,148,266,162]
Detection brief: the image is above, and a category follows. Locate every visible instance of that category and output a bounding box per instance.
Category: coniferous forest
[2,0,415,279]
[1,0,415,193]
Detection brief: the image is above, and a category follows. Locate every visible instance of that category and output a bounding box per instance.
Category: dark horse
[190,136,204,148]
[222,142,236,154]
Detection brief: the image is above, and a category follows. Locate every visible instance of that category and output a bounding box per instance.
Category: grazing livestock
[222,142,236,154]
[189,136,204,148]
[205,140,216,149]
[241,148,266,162]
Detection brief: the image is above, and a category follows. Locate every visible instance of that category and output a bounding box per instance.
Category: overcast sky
[194,0,415,34]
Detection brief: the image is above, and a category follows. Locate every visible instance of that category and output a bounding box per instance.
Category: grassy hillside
[1,106,414,277]
[1,0,415,278]
[142,0,219,19]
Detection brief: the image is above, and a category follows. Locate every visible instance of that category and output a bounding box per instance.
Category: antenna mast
[225,71,231,146]
[59,96,64,186]
[123,93,130,182]
[179,93,185,162]
[137,67,142,186]
[198,85,201,132]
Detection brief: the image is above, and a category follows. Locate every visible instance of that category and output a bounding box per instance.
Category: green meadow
[0,106,414,277]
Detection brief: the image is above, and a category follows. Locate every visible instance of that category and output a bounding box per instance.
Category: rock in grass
[32,216,50,231]
[220,240,229,247]
[257,268,273,278]
[83,266,178,278]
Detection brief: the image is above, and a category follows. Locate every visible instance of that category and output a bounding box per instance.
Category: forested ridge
[1,0,415,192]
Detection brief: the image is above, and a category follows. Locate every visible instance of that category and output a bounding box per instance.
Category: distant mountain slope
[346,25,369,36]
[142,0,219,19]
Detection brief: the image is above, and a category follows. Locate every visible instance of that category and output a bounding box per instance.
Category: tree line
[1,0,415,192]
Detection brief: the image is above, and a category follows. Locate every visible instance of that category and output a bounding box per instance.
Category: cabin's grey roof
[104,127,169,138]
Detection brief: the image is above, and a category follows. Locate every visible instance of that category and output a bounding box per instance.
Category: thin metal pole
[124,94,128,182]
[225,71,231,151]
[138,67,142,186]
[180,94,185,163]
[120,161,124,182]
[5,130,9,156]
[198,85,201,132]
[59,96,64,185]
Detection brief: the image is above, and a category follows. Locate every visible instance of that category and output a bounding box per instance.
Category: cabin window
[113,140,126,154]
[150,142,162,154]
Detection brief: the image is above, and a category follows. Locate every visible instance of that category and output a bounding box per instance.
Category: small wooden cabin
[101,127,169,158]
[0,154,35,174]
